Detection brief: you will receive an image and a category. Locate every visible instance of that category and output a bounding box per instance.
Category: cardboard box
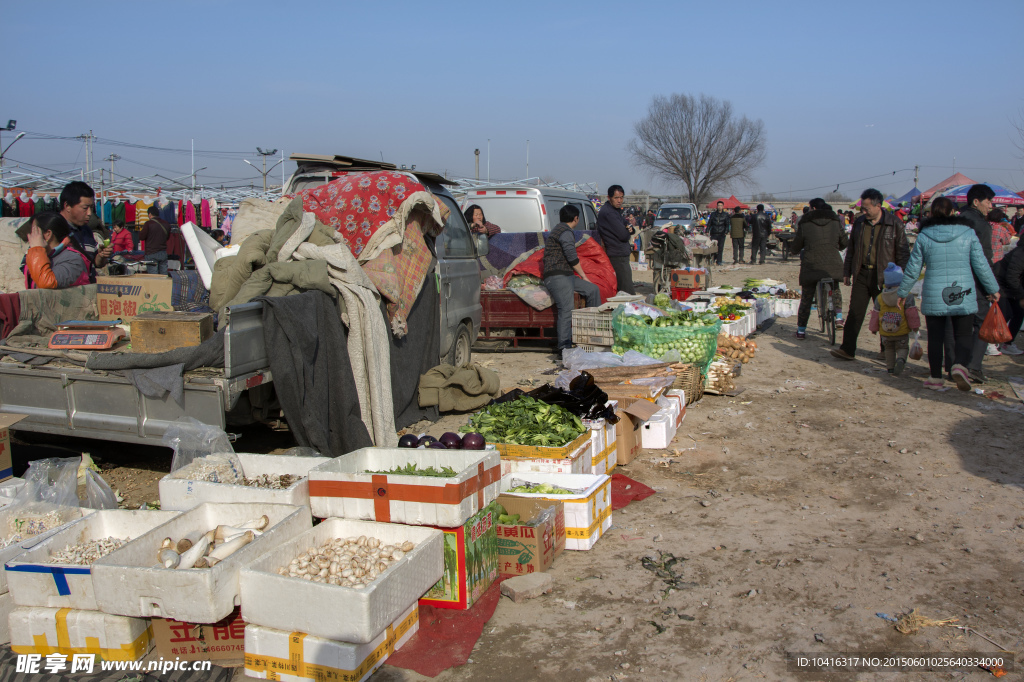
[11,606,153,661]
[243,604,418,682]
[96,274,173,322]
[308,447,500,526]
[671,267,708,289]
[238,518,442,643]
[0,413,27,482]
[495,496,564,577]
[420,502,498,611]
[152,607,244,662]
[615,400,661,466]
[499,473,612,551]
[130,311,214,354]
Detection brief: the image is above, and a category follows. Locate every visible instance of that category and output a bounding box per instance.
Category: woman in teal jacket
[896,197,1000,391]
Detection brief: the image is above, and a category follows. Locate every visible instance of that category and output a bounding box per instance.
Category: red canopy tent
[919,172,977,201]
[706,195,749,210]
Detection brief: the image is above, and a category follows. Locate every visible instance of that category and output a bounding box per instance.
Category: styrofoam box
[656,395,685,431]
[308,447,500,527]
[665,389,687,429]
[721,314,755,337]
[0,478,25,508]
[5,509,180,610]
[773,298,799,318]
[244,603,419,682]
[499,473,612,550]
[499,439,590,477]
[239,518,443,644]
[9,606,152,661]
[641,411,677,450]
[0,592,14,645]
[0,505,91,595]
[159,453,328,511]
[92,502,310,623]
[581,417,605,467]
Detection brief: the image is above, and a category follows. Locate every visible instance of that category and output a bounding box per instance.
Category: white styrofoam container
[308,447,500,527]
[773,298,799,318]
[720,314,755,337]
[9,606,152,661]
[159,453,328,511]
[5,509,180,610]
[641,411,677,450]
[656,396,680,429]
[665,389,687,429]
[92,502,310,623]
[499,473,612,550]
[243,603,419,682]
[581,418,605,470]
[498,439,590,477]
[0,478,25,506]
[239,518,443,644]
[0,505,91,595]
[0,592,14,645]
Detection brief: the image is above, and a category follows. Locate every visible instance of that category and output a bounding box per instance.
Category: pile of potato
[717,334,757,363]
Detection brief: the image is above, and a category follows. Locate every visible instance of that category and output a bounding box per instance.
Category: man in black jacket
[597,184,635,294]
[791,198,848,339]
[545,205,601,352]
[749,204,771,265]
[960,184,996,381]
[707,201,730,265]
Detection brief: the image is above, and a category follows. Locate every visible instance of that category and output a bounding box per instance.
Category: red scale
[48,320,126,350]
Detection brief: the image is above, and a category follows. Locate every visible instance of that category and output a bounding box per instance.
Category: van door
[436,195,482,360]
[582,202,599,231]
[544,197,569,230]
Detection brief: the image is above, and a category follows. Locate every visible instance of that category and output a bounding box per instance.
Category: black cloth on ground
[388,268,440,430]
[257,290,372,456]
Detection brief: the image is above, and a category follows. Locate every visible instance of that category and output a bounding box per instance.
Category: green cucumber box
[419,502,498,610]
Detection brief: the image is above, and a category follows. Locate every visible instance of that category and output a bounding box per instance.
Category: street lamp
[245,148,282,192]
[0,130,26,186]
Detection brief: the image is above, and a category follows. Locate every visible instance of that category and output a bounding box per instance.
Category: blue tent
[894,187,922,205]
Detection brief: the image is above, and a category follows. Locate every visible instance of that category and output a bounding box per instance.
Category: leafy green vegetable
[508,482,576,495]
[365,463,458,477]
[460,396,584,447]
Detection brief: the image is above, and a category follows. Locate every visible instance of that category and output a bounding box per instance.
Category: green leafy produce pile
[364,463,458,477]
[507,482,576,495]
[462,396,584,447]
[612,307,722,367]
[653,292,672,308]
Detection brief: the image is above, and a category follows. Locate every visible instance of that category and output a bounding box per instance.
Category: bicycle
[816,278,837,345]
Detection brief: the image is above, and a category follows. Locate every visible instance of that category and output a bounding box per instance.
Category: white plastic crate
[498,438,590,477]
[243,603,419,682]
[0,505,91,596]
[773,298,799,318]
[5,509,180,610]
[641,410,677,450]
[239,518,443,644]
[159,453,328,511]
[0,592,14,645]
[499,473,612,550]
[308,447,500,527]
[9,606,152,661]
[92,502,310,623]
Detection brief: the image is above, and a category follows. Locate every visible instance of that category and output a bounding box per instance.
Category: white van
[460,186,598,233]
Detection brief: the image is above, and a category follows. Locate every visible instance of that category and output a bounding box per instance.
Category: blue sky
[3,0,1023,200]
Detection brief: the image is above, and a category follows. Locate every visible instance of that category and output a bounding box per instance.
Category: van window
[582,203,598,231]
[657,206,692,221]
[471,197,542,233]
[544,198,569,229]
[439,196,476,258]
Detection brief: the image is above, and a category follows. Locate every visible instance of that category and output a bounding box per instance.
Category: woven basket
[671,363,705,404]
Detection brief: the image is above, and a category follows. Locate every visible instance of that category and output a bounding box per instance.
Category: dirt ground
[10,245,1024,681]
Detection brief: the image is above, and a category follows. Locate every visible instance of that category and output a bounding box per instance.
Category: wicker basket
[671,363,705,404]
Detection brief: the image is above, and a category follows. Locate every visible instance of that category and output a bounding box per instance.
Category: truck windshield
[657,207,692,221]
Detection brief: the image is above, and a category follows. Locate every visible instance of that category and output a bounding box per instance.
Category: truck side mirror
[473,233,489,257]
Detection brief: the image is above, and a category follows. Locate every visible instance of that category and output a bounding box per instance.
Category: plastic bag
[4,457,83,541]
[278,446,321,458]
[162,417,242,483]
[909,331,923,360]
[83,469,118,510]
[562,347,665,371]
[612,306,722,371]
[979,302,1012,344]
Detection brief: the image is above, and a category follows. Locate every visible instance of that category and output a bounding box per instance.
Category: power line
[741,168,916,200]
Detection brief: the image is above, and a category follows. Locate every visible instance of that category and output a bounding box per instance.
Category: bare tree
[825,190,851,203]
[1014,108,1024,158]
[629,188,651,196]
[628,93,767,205]
[751,191,777,203]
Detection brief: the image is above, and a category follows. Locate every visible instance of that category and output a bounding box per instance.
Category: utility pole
[280,149,285,195]
[244,148,282,194]
[191,139,195,193]
[474,149,480,180]
[77,130,95,178]
[914,165,919,189]
[487,139,490,183]
[526,140,529,184]
[106,154,120,181]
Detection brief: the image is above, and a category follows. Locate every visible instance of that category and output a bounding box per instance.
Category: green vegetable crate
[420,502,499,611]
[499,473,612,551]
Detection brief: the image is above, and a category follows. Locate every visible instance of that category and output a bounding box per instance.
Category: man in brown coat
[831,188,910,360]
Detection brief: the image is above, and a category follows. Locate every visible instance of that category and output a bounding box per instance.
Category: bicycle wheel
[816,284,826,333]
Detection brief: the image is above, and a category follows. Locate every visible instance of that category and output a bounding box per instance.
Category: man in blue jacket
[597,184,635,294]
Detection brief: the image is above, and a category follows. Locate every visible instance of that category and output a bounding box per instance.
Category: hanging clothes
[135,199,152,225]
[111,200,126,226]
[177,200,185,225]
[160,199,176,225]
[200,199,212,228]
[2,196,17,217]
[124,201,136,227]
[18,197,34,217]
[33,196,47,214]
[184,201,197,225]
[101,201,113,226]
[47,196,59,212]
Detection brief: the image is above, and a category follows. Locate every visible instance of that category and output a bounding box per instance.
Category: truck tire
[448,322,472,368]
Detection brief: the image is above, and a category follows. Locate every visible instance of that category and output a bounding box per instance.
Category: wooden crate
[131,312,214,354]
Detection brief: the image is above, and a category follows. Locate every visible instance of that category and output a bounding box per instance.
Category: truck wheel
[448,322,472,368]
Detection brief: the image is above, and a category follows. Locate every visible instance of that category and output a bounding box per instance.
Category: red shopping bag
[979,303,1012,344]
